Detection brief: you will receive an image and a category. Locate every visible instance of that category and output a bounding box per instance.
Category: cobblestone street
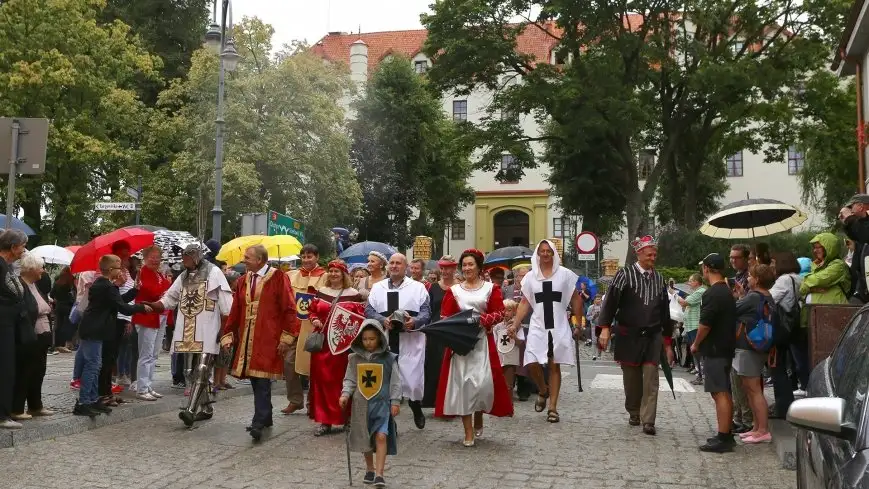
[1,348,796,489]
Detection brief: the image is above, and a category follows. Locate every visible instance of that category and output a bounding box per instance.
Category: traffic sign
[95,202,138,211]
[267,210,305,241]
[125,187,140,200]
[574,231,599,254]
[577,253,596,261]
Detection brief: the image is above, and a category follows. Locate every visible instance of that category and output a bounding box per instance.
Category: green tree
[349,56,474,248]
[140,18,361,251]
[423,1,832,260]
[795,71,859,224]
[0,0,160,243]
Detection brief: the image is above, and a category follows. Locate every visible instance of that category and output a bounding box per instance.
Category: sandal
[547,410,560,423]
[534,390,549,413]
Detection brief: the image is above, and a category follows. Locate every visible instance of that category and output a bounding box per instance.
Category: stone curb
[0,384,286,449]
[770,419,796,470]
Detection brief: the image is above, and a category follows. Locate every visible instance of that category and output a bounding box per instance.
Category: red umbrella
[70,228,155,274]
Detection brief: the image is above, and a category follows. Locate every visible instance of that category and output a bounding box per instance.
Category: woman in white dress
[435,249,513,447]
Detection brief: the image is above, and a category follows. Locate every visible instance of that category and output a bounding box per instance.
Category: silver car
[787,308,869,489]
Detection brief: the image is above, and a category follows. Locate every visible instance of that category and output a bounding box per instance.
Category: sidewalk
[0,350,281,448]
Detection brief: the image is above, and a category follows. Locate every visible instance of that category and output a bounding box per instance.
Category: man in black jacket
[840,194,869,304]
[0,229,28,429]
[74,254,149,417]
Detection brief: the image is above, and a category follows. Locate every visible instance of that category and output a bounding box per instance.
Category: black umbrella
[417,309,481,356]
[483,246,533,267]
[660,349,676,400]
[699,198,807,239]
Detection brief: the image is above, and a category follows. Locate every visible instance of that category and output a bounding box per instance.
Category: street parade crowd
[1,193,868,486]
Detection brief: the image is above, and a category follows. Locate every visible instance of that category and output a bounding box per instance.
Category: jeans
[116,324,133,378]
[78,340,103,405]
[250,377,273,427]
[99,321,124,397]
[790,328,810,390]
[136,322,166,393]
[73,347,84,380]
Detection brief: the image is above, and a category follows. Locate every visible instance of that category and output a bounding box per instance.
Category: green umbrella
[660,349,676,399]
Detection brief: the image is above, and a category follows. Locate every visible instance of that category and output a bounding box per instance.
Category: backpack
[744,294,777,353]
[774,276,800,344]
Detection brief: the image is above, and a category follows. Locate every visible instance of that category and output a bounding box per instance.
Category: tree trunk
[682,170,700,229]
[623,186,644,265]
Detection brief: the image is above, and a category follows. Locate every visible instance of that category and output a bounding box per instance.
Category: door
[492,210,529,250]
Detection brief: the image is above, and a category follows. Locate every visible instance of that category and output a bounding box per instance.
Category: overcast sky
[230,0,435,49]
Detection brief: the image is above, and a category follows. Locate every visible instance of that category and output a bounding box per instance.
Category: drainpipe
[845,50,867,193]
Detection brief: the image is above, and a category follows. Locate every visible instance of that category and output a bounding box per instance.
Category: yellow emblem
[357,363,384,400]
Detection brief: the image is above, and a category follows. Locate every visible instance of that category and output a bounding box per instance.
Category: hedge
[655,226,821,270]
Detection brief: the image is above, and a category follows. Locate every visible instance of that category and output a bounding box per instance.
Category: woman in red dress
[435,249,513,447]
[308,259,364,436]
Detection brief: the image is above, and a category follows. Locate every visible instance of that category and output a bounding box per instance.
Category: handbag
[304,289,345,353]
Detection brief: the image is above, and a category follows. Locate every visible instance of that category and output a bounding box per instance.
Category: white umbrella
[277,255,299,262]
[30,245,75,265]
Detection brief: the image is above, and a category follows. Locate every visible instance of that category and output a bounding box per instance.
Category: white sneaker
[793,389,807,397]
[148,388,163,398]
[129,381,137,392]
[136,392,157,401]
[0,419,23,429]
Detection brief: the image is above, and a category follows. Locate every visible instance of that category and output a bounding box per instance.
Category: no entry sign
[574,231,599,254]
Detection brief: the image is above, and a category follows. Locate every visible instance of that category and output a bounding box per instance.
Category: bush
[656,226,820,269]
[658,267,697,283]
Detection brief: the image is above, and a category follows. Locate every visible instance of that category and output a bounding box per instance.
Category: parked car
[787,306,869,489]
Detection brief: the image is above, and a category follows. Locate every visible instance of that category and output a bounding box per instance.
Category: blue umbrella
[331,227,350,236]
[339,241,397,265]
[0,214,36,236]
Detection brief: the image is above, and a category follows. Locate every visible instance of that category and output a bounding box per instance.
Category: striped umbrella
[699,198,807,239]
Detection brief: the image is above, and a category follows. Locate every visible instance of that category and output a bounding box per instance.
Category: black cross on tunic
[534,281,563,330]
[362,369,377,388]
[500,335,510,346]
[386,291,399,316]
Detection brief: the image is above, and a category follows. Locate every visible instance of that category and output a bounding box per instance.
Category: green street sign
[267,210,305,241]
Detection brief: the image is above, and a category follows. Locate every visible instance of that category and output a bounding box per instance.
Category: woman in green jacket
[800,232,851,305]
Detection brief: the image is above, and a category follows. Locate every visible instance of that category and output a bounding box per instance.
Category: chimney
[349,39,369,83]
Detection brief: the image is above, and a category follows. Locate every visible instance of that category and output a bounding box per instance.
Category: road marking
[589,374,696,393]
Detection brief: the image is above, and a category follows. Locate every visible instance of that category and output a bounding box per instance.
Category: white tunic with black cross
[521,265,579,366]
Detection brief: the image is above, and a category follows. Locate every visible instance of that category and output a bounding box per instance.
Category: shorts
[702,356,732,393]
[732,349,766,378]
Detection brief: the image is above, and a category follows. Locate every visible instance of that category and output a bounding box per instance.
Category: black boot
[515,375,531,401]
[409,400,425,429]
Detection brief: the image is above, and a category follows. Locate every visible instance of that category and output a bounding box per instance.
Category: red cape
[434,285,513,418]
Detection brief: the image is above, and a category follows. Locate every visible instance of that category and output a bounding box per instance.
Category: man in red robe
[221,244,299,442]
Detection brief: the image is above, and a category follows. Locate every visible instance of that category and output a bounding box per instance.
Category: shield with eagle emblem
[327,305,365,355]
[357,363,384,400]
[295,292,314,320]
[493,323,515,354]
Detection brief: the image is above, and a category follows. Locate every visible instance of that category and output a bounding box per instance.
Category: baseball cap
[846,194,869,207]
[699,253,725,271]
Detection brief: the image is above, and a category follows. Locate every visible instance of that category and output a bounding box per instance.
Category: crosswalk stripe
[589,374,696,393]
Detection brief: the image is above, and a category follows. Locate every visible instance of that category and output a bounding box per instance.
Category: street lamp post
[204,0,241,243]
[387,211,396,243]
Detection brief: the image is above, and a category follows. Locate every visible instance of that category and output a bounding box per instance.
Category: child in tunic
[494,299,525,396]
[340,319,401,488]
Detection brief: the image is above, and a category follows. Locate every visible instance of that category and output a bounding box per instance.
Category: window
[787,146,804,175]
[638,150,655,180]
[501,154,520,183]
[731,40,744,55]
[450,220,465,240]
[553,218,563,239]
[726,152,743,177]
[829,311,869,426]
[553,217,576,240]
[414,60,428,74]
[452,100,467,122]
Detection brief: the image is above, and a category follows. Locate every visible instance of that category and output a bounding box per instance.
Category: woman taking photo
[435,249,512,447]
[308,260,364,436]
[12,253,55,419]
[733,264,776,444]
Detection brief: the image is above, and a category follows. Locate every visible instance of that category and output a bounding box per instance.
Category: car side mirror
[787,397,858,441]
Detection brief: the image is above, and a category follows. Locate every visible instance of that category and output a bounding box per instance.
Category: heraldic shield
[357,363,384,400]
[327,305,365,355]
[295,292,314,320]
[492,323,515,354]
